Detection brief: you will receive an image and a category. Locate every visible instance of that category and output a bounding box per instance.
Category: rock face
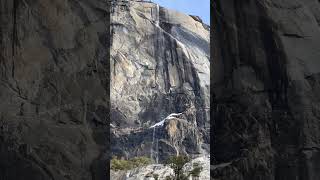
[110,1,210,162]
[212,0,320,180]
[0,0,209,179]
[0,0,110,179]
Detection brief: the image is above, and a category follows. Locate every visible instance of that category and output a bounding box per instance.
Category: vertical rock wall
[0,0,110,179]
[110,1,210,162]
[212,0,320,179]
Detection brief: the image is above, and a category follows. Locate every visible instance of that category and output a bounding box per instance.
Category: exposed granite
[212,0,320,179]
[0,0,110,179]
[110,0,210,162]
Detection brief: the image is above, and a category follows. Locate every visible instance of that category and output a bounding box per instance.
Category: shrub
[111,156,152,171]
[110,157,131,171]
[131,156,152,167]
[188,163,202,178]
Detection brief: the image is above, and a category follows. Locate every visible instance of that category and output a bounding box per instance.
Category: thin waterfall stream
[150,113,183,163]
[150,126,159,164]
[150,126,156,162]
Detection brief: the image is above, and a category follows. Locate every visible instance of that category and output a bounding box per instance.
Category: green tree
[165,156,188,180]
[165,156,203,180]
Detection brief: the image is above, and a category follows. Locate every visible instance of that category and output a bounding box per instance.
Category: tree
[166,156,189,180]
[165,155,202,180]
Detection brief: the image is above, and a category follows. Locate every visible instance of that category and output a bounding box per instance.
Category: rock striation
[212,0,320,180]
[0,0,110,179]
[0,0,210,179]
[110,0,210,163]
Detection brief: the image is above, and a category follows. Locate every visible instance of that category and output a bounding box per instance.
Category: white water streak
[149,113,182,128]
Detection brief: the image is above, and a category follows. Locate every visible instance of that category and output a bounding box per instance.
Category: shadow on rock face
[111,116,204,163]
[0,149,52,180]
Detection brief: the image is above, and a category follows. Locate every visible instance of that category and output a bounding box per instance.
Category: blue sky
[152,0,210,25]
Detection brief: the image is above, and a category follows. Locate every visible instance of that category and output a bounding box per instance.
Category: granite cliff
[110,0,210,163]
[212,0,320,180]
[0,0,210,179]
[0,0,109,179]
[110,1,210,179]
[1,0,319,180]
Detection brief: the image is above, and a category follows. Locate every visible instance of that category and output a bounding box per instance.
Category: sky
[152,0,210,25]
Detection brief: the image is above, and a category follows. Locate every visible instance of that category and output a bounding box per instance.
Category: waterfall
[150,113,183,163]
[149,113,182,129]
[155,138,159,164]
[150,126,160,164]
[150,126,156,161]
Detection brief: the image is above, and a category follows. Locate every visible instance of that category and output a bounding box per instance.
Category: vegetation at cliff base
[111,155,203,179]
[111,156,152,171]
[165,155,202,180]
